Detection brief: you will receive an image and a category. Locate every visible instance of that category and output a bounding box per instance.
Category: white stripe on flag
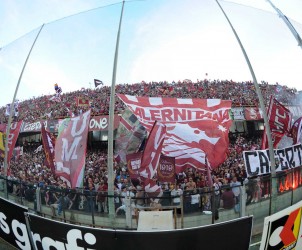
[149,97,163,106]
[125,95,138,102]
[207,99,221,107]
[177,98,193,104]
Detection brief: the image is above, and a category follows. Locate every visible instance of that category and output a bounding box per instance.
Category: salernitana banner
[260,200,302,250]
[243,143,302,177]
[0,197,29,249]
[24,213,253,250]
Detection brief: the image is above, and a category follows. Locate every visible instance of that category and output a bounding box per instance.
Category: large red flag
[0,121,23,163]
[41,123,56,173]
[261,96,292,149]
[55,110,91,188]
[117,94,232,171]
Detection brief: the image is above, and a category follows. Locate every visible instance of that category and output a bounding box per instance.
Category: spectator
[220,187,235,209]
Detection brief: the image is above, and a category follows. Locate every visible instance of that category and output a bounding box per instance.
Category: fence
[1,167,302,232]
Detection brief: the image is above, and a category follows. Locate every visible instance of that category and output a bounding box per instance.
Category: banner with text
[24,212,252,250]
[55,110,91,188]
[243,143,302,177]
[157,155,175,183]
[20,115,119,133]
[0,197,29,249]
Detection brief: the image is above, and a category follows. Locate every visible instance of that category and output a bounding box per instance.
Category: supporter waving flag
[55,110,91,188]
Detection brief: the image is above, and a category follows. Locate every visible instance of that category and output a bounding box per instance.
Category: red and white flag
[261,96,292,149]
[140,121,166,179]
[291,116,302,144]
[117,94,232,171]
[55,110,91,188]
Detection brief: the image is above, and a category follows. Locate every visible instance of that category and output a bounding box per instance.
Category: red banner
[244,107,263,120]
[157,155,175,183]
[76,97,90,107]
[126,152,142,179]
[41,123,56,173]
[117,94,232,170]
[55,110,91,188]
[261,97,292,149]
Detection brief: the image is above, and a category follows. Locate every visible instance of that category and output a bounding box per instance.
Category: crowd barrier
[1,168,302,249]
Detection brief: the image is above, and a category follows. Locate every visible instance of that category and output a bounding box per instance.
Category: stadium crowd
[0,79,298,123]
[0,79,300,216]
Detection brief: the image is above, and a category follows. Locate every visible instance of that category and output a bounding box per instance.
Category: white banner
[243,143,302,177]
[260,200,302,250]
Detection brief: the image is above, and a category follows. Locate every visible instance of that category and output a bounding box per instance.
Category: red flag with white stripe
[140,121,166,179]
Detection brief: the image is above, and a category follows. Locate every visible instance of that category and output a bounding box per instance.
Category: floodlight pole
[108,0,125,222]
[266,0,302,48]
[3,24,44,198]
[215,0,278,214]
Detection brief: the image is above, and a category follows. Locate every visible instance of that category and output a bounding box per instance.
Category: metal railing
[1,166,302,231]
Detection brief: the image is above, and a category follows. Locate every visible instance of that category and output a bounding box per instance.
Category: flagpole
[3,24,44,198]
[108,0,125,221]
[266,0,302,48]
[215,0,278,214]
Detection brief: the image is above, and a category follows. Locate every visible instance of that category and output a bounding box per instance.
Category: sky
[0,0,302,107]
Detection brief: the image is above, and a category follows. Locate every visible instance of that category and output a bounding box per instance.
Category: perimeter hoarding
[25,213,253,250]
[260,200,302,250]
[0,197,29,249]
[0,194,253,250]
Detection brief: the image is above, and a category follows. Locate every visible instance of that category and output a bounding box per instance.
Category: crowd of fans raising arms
[0,79,299,214]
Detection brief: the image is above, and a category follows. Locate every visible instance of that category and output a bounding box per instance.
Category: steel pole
[3,24,45,197]
[215,0,278,214]
[108,0,125,223]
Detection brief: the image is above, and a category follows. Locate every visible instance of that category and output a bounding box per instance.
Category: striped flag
[140,121,166,179]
